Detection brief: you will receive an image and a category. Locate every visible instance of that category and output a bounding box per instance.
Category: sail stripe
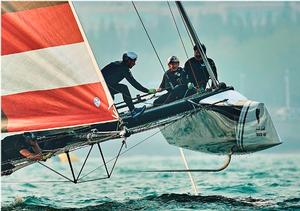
[1,3,83,55]
[2,43,103,96]
[1,82,117,132]
[1,1,66,14]
[1,1,119,133]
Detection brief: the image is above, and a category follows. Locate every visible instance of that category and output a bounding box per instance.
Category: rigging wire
[78,104,200,181]
[75,100,208,180]
[175,2,216,89]
[167,1,200,89]
[176,1,218,88]
[132,1,177,92]
[167,1,189,59]
[78,127,163,180]
[177,3,194,48]
[131,1,166,74]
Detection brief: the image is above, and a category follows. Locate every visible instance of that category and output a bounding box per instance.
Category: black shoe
[131,106,146,118]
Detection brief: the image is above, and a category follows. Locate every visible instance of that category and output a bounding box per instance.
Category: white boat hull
[160,90,281,154]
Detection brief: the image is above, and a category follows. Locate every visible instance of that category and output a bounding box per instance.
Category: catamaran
[1,1,281,182]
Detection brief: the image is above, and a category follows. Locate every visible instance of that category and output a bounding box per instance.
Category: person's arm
[184,60,194,75]
[156,74,166,92]
[209,59,218,80]
[184,61,189,72]
[125,71,149,93]
[160,72,174,92]
[184,59,198,87]
[181,68,190,85]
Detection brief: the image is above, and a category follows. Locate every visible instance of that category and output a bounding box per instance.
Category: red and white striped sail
[1,1,118,133]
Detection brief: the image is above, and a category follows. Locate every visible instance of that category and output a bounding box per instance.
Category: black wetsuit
[154,67,195,106]
[184,57,217,90]
[101,61,149,111]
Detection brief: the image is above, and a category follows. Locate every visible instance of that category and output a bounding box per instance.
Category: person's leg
[153,92,171,106]
[109,83,145,118]
[108,85,117,100]
[174,85,188,99]
[185,88,197,97]
[113,83,135,111]
[165,85,187,103]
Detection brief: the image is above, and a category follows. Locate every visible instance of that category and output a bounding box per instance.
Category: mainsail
[1,1,118,133]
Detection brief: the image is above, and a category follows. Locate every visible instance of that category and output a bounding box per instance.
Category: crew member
[184,44,218,91]
[101,52,156,118]
[154,56,195,106]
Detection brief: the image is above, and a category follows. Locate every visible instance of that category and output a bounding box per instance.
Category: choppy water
[1,153,300,210]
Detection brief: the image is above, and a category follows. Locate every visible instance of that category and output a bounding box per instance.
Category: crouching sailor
[19,132,52,161]
[154,56,195,106]
[101,52,156,118]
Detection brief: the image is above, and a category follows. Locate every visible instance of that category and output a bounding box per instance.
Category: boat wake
[2,194,300,211]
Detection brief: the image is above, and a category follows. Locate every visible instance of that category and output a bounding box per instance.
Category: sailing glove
[187,82,194,90]
[148,89,157,94]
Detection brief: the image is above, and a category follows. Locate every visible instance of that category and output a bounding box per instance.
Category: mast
[175,1,218,88]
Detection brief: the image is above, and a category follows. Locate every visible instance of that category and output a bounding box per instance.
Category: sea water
[1,153,300,210]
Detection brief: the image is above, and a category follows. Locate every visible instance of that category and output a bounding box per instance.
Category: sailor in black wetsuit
[101,52,156,117]
[184,44,218,91]
[153,56,195,106]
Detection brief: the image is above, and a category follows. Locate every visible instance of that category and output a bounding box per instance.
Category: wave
[2,194,300,210]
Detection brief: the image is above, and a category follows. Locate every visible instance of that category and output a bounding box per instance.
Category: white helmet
[123,51,138,61]
[167,56,179,64]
